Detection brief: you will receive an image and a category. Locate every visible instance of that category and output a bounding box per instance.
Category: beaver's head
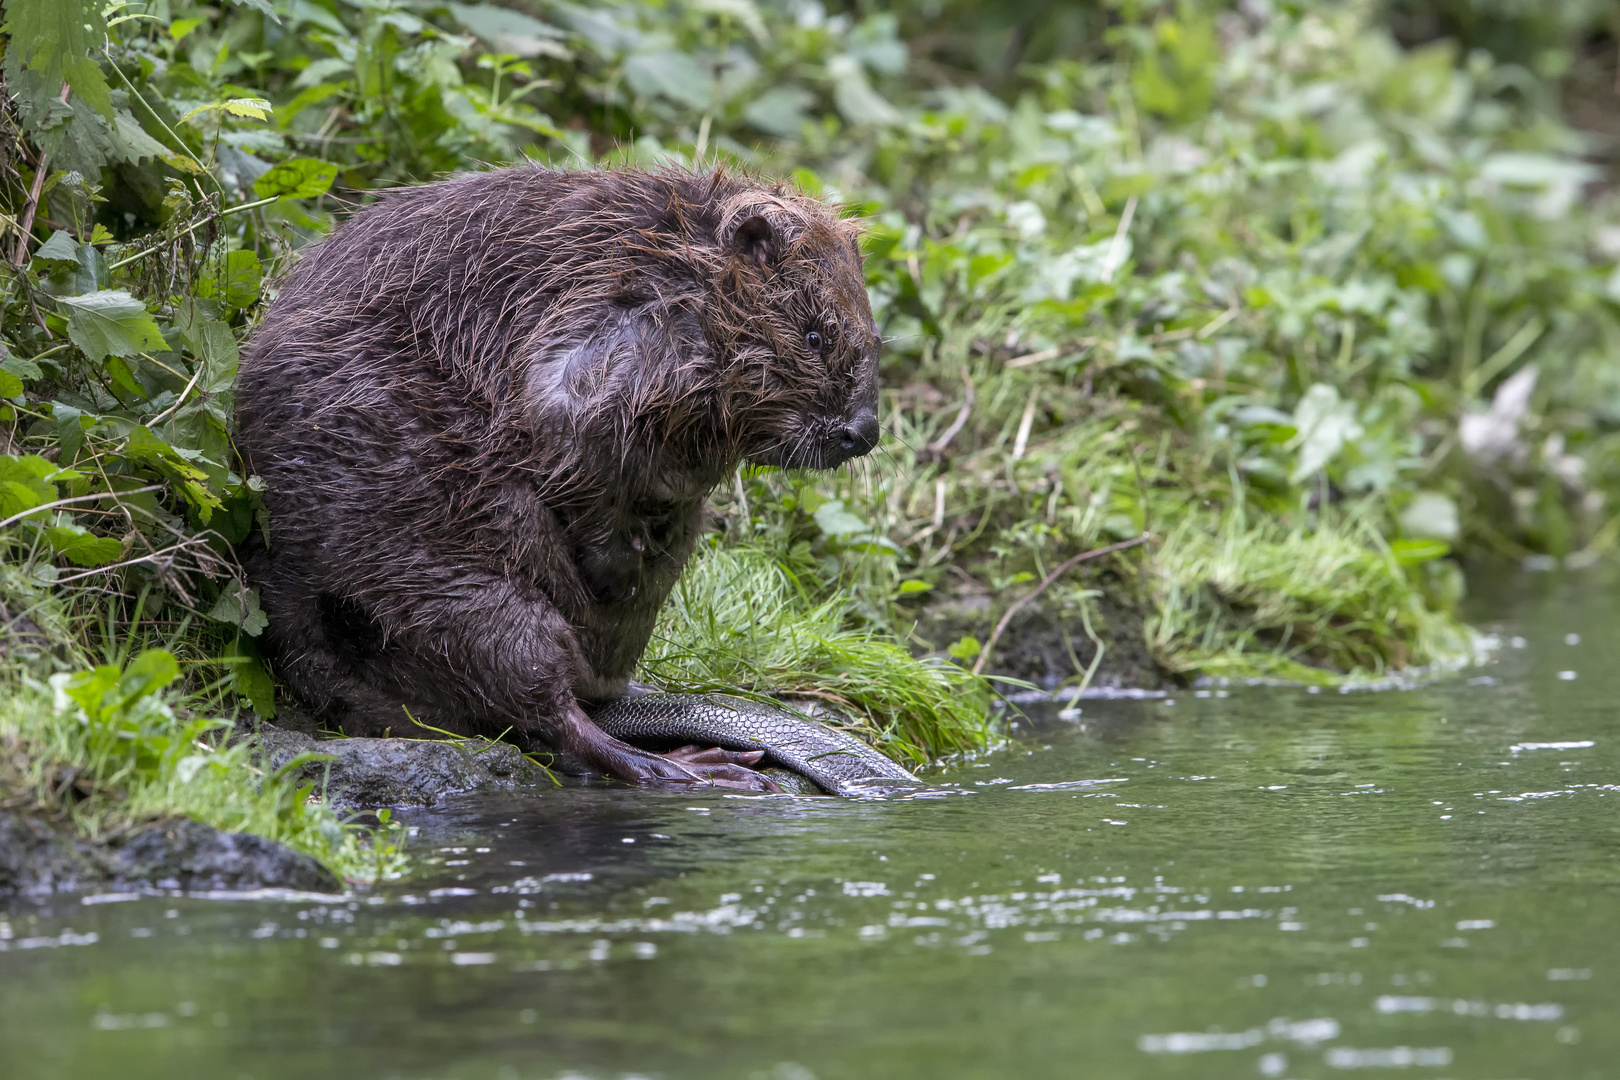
[709,189,881,472]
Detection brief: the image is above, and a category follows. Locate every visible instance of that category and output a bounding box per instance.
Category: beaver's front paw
[660,745,781,792]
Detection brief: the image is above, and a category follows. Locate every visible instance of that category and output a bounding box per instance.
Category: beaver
[235,165,881,791]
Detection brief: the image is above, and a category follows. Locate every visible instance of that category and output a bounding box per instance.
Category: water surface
[4,572,1618,1079]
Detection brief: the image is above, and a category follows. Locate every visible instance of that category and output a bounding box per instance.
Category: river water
[4,572,1618,1079]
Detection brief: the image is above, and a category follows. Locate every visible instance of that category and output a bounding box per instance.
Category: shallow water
[5,572,1620,1080]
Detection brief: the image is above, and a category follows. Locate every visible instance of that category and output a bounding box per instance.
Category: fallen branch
[971,532,1153,677]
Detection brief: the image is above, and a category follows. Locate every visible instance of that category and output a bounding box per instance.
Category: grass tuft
[639,543,993,765]
[1148,508,1476,684]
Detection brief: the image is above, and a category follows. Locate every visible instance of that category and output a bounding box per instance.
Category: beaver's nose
[834,411,881,458]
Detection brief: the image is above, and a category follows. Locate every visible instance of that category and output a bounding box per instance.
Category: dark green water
[5,573,1619,1079]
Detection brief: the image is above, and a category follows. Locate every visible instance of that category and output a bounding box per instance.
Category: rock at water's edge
[0,811,341,898]
[244,722,552,808]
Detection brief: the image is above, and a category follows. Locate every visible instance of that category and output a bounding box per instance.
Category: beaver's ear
[728,215,776,268]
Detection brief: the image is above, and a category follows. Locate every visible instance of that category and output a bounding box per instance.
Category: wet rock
[243,722,552,808]
[0,813,92,896]
[107,818,340,893]
[0,811,340,897]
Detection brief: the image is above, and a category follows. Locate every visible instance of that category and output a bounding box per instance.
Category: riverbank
[0,575,407,895]
[2,0,1616,885]
[8,568,1615,1079]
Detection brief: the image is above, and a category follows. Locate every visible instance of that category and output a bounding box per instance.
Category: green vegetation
[0,0,1617,864]
[0,580,403,883]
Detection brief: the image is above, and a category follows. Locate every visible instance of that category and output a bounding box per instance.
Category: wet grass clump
[639,544,992,766]
[1148,510,1476,684]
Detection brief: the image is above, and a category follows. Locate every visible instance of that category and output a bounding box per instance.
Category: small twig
[49,536,216,584]
[1004,346,1061,369]
[918,367,975,463]
[1011,388,1038,462]
[971,533,1153,677]
[1100,194,1138,284]
[1196,306,1239,340]
[147,361,206,426]
[1003,314,1229,371]
[0,486,165,533]
[732,467,750,533]
[11,157,48,266]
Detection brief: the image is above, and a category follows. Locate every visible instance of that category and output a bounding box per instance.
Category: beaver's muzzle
[827,409,880,465]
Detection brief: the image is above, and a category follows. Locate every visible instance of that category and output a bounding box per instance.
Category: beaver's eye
[804,330,824,354]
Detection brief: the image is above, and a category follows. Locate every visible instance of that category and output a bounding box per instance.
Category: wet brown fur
[235,164,879,781]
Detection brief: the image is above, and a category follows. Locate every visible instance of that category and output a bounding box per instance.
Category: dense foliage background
[2,0,1617,712]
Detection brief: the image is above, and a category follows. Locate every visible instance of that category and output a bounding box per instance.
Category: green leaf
[173,301,240,391]
[1390,538,1451,567]
[207,579,269,637]
[0,370,21,399]
[252,157,338,200]
[228,0,281,20]
[231,651,277,718]
[196,250,263,311]
[1398,492,1460,543]
[743,86,814,138]
[813,500,869,537]
[43,521,122,567]
[55,289,164,361]
[449,3,569,59]
[52,402,86,462]
[896,579,933,596]
[278,83,342,127]
[33,230,80,263]
[118,650,182,707]
[0,454,57,520]
[1287,383,1362,483]
[105,356,148,403]
[107,109,173,166]
[827,55,902,126]
[624,51,712,110]
[1,0,114,119]
[170,17,204,40]
[123,426,222,522]
[61,664,121,723]
[1,353,43,385]
[947,635,981,661]
[221,97,273,121]
[689,0,767,42]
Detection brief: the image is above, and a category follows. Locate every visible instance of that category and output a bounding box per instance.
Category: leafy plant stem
[0,486,164,533]
[972,534,1153,677]
[106,196,279,269]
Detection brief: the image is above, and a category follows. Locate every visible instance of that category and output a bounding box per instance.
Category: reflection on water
[5,571,1620,1079]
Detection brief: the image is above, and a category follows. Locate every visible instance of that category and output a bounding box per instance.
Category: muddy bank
[914,574,1168,692]
[0,812,340,898]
